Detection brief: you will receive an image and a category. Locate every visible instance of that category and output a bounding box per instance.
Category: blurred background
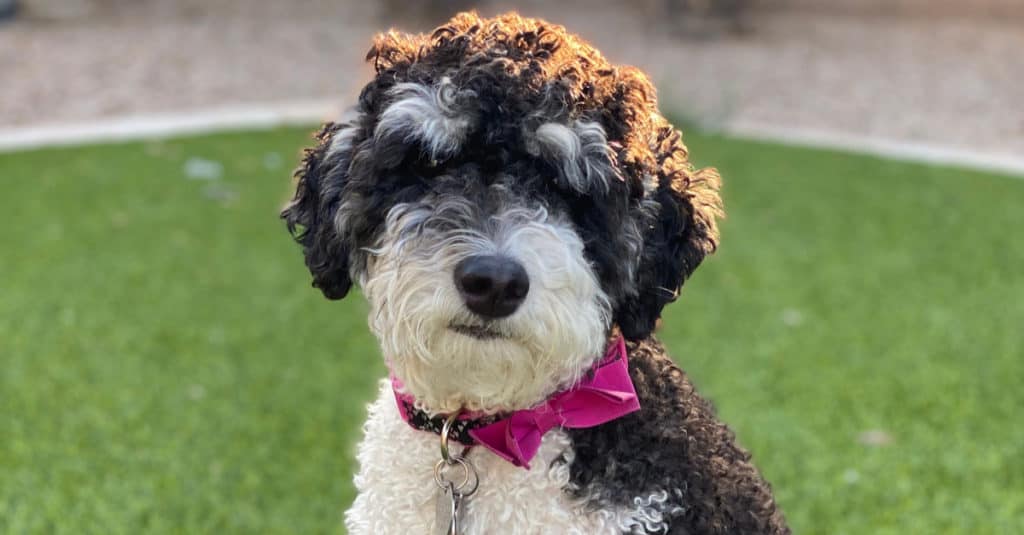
[1,1,1022,534]
[2,0,1023,159]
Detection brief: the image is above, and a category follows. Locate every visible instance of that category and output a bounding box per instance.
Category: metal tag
[434,482,462,535]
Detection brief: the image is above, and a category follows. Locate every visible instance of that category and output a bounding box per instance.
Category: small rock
[184,157,223,180]
[188,384,206,400]
[781,308,804,327]
[858,429,893,447]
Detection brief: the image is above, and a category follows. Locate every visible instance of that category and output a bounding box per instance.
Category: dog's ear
[614,126,723,341]
[282,121,362,300]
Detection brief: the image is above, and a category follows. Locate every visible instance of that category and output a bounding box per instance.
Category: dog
[282,12,789,534]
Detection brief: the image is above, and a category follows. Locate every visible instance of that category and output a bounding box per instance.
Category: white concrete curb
[1,101,1021,178]
[0,99,339,153]
[724,121,1024,177]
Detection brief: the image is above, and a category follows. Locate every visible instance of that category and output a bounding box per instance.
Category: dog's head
[283,13,722,413]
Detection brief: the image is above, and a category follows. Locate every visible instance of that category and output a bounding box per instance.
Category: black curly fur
[283,122,354,299]
[566,337,790,534]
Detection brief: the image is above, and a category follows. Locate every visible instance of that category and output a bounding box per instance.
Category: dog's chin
[373,309,607,415]
[387,324,570,414]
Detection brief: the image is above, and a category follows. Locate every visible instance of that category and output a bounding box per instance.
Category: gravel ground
[1,0,1021,157]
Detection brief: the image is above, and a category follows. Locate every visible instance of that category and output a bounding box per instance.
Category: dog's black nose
[454,255,530,319]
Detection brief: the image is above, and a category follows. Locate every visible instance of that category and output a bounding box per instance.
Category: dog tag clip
[433,412,478,535]
[433,456,478,535]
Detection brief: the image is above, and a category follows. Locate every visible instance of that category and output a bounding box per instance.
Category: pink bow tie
[393,336,640,469]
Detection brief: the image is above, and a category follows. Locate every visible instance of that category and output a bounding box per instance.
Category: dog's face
[283,13,722,413]
[362,177,611,414]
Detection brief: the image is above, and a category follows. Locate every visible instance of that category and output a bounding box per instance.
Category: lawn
[1,126,1022,534]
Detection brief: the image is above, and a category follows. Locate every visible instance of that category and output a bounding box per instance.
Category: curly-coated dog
[283,12,789,534]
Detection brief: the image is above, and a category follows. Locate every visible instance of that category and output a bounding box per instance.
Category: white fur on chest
[345,380,630,535]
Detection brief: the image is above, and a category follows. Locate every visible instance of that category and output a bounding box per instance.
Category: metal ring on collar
[433,457,480,496]
[440,411,459,464]
[434,457,468,490]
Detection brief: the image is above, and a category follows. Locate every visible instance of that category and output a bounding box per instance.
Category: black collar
[396,397,503,446]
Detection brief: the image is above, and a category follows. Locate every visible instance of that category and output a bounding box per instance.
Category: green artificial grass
[1,126,1021,534]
